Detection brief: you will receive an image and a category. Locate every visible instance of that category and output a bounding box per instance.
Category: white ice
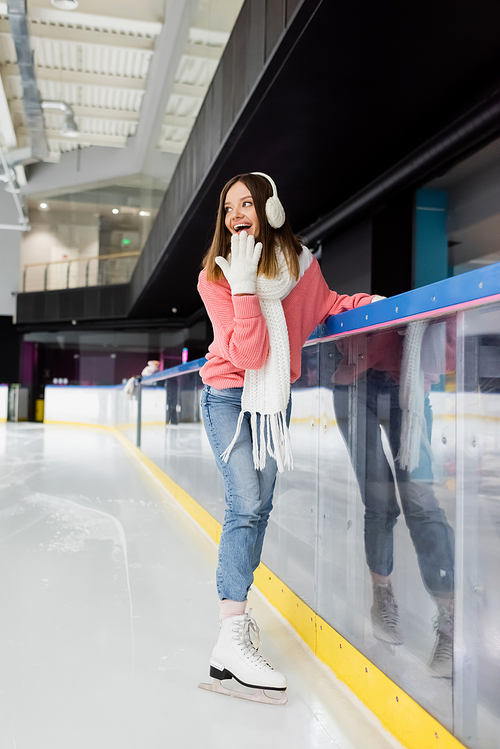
[0,423,402,749]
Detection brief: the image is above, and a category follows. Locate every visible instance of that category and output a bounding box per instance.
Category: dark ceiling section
[16,0,500,328]
[128,0,321,322]
[130,0,500,321]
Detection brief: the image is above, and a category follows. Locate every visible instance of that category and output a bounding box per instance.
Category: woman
[197,172,381,704]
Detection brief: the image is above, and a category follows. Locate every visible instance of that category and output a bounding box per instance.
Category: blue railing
[142,262,500,383]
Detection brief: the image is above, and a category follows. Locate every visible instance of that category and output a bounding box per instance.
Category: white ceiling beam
[10,99,140,122]
[0,3,163,37]
[10,99,195,128]
[163,114,195,128]
[183,42,223,61]
[172,81,207,99]
[2,64,147,90]
[20,0,194,198]
[17,126,127,148]
[0,18,156,50]
[157,140,186,154]
[45,130,127,147]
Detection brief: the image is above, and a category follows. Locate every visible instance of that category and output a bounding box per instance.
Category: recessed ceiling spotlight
[51,0,79,9]
[40,202,48,209]
[139,211,151,217]
[112,208,120,214]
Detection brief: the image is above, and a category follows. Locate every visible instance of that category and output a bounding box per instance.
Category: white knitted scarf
[396,320,433,472]
[220,249,295,473]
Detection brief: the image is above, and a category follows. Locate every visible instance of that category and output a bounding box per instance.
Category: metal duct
[41,101,79,136]
[302,88,500,245]
[0,145,29,230]
[7,0,48,160]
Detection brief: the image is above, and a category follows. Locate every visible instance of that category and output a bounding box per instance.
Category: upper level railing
[22,251,140,292]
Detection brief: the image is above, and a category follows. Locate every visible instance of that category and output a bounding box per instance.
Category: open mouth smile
[233,223,252,234]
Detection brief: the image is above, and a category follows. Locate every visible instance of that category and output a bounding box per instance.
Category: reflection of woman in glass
[333,320,455,677]
[197,172,381,703]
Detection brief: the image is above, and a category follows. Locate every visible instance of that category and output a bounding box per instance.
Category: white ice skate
[198,611,287,705]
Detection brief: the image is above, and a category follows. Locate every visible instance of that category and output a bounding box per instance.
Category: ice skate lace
[431,610,453,662]
[232,613,273,669]
[374,584,399,628]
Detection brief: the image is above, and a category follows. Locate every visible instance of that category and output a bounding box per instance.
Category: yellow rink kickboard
[43,420,465,749]
[113,427,465,749]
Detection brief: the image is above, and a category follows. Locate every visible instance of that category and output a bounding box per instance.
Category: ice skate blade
[198,679,287,706]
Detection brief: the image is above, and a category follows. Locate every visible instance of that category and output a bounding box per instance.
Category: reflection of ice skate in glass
[429,602,453,679]
[371,582,404,645]
[198,611,287,705]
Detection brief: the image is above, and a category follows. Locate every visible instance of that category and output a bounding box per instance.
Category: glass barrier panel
[268,343,320,610]
[137,296,500,748]
[141,373,225,526]
[317,316,457,732]
[454,303,500,748]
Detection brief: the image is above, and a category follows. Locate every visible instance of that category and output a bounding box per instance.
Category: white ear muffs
[251,171,286,229]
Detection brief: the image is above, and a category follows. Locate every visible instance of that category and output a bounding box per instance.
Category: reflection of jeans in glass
[334,369,454,598]
[166,379,178,424]
[201,385,291,602]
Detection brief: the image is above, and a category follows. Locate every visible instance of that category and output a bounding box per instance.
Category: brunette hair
[202,173,302,282]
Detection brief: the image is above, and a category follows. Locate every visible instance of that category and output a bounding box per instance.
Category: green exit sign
[122,238,131,245]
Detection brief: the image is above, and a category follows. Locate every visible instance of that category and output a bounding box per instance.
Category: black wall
[0,316,20,384]
[321,220,372,295]
[371,191,414,298]
[321,190,414,299]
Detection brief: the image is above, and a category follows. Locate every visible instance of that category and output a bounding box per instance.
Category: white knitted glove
[215,231,263,295]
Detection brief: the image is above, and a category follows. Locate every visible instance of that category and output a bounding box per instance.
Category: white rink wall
[44,385,166,427]
[0,385,8,421]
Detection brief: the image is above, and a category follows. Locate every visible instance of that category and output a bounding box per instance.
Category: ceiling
[12,0,500,328]
[129,0,500,320]
[0,0,243,196]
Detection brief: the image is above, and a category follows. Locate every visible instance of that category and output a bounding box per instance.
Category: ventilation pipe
[41,101,79,137]
[0,145,29,230]
[7,0,48,160]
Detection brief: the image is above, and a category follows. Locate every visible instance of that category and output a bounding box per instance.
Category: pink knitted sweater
[198,254,375,389]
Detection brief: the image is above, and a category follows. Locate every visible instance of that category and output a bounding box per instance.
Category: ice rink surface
[0,423,402,749]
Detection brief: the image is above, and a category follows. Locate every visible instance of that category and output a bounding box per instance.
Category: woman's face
[224,181,260,239]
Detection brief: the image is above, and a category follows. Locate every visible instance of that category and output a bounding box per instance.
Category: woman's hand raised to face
[215,231,263,296]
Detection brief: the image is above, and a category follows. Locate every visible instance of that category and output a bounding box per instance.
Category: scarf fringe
[220,410,245,464]
[396,320,434,472]
[220,410,293,473]
[396,409,433,473]
[220,248,295,473]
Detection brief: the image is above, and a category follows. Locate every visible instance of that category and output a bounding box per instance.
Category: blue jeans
[334,369,454,598]
[201,385,291,602]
